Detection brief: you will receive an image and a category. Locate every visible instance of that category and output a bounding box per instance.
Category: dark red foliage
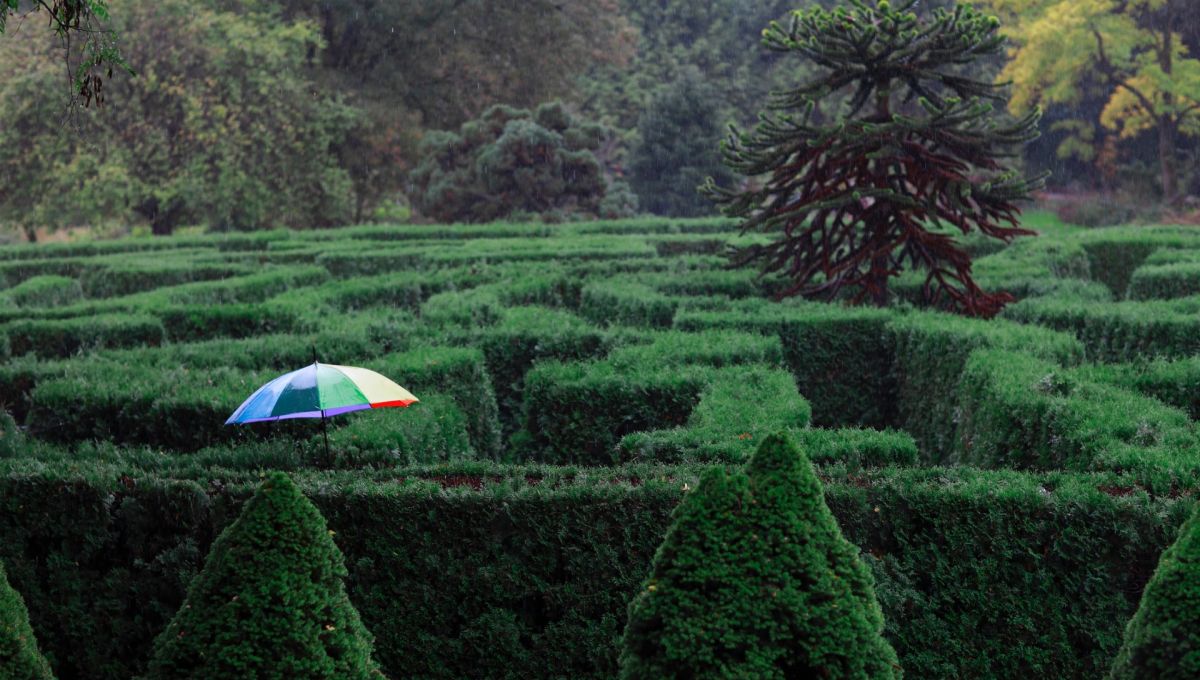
[705,1,1045,318]
[736,121,1035,317]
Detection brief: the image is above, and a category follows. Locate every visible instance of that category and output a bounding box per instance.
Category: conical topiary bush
[0,560,55,680]
[143,472,383,679]
[620,432,900,679]
[1109,503,1200,679]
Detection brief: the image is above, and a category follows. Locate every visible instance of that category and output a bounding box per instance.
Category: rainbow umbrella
[225,361,418,455]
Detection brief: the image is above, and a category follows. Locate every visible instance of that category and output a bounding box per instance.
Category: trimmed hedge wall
[1079,358,1200,421]
[579,282,680,329]
[79,263,251,299]
[520,361,711,463]
[1004,296,1200,362]
[3,314,165,359]
[954,350,1199,486]
[471,308,614,439]
[1077,229,1200,297]
[614,367,812,464]
[0,463,1188,680]
[3,275,83,308]
[22,346,501,456]
[888,311,1085,459]
[1128,262,1200,301]
[675,301,896,428]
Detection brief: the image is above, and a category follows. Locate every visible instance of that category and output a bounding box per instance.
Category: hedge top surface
[142,472,382,680]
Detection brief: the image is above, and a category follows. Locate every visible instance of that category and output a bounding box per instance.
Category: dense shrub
[629,69,732,218]
[158,303,301,342]
[316,249,428,278]
[579,282,680,328]
[1077,229,1200,297]
[366,347,502,458]
[420,287,505,328]
[143,473,382,679]
[79,263,250,298]
[606,330,783,371]
[0,560,54,679]
[1109,503,1200,679]
[620,434,899,678]
[410,102,633,223]
[325,394,475,465]
[472,308,613,439]
[1081,358,1200,420]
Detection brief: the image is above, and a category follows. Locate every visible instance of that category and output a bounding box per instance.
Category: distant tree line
[0,0,1197,237]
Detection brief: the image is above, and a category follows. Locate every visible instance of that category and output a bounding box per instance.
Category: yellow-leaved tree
[988,0,1200,203]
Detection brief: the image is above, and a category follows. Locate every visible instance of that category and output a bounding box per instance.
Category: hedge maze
[2,214,1200,677]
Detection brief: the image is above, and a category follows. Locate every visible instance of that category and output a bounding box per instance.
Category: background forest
[1,0,1198,240]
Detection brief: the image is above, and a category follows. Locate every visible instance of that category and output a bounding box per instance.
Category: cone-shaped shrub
[1109,503,1200,679]
[0,561,55,680]
[143,472,382,679]
[620,432,900,679]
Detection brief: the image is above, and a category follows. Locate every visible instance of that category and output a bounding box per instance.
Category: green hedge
[676,301,897,428]
[364,346,502,458]
[425,237,658,267]
[79,263,251,299]
[316,248,430,277]
[157,303,301,342]
[3,275,83,308]
[889,311,1085,460]
[955,350,1199,486]
[1004,296,1200,362]
[322,393,475,465]
[1127,262,1200,300]
[1077,228,1200,297]
[0,463,1189,679]
[471,308,613,440]
[1079,359,1200,420]
[420,287,506,328]
[3,314,165,359]
[605,329,783,371]
[615,366,811,464]
[133,265,330,307]
[520,361,710,463]
[579,282,680,329]
[23,346,498,455]
[26,363,274,450]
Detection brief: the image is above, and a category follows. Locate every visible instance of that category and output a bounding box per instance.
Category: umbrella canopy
[225,362,418,425]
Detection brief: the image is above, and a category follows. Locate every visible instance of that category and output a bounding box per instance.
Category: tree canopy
[991,0,1200,203]
[706,0,1044,316]
[0,0,354,237]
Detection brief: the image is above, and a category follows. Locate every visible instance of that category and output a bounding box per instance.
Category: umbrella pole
[321,410,330,461]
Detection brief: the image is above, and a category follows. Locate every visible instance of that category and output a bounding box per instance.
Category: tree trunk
[1160,117,1180,205]
[21,224,37,243]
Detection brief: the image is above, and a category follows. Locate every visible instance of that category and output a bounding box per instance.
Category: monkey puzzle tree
[704,0,1046,317]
